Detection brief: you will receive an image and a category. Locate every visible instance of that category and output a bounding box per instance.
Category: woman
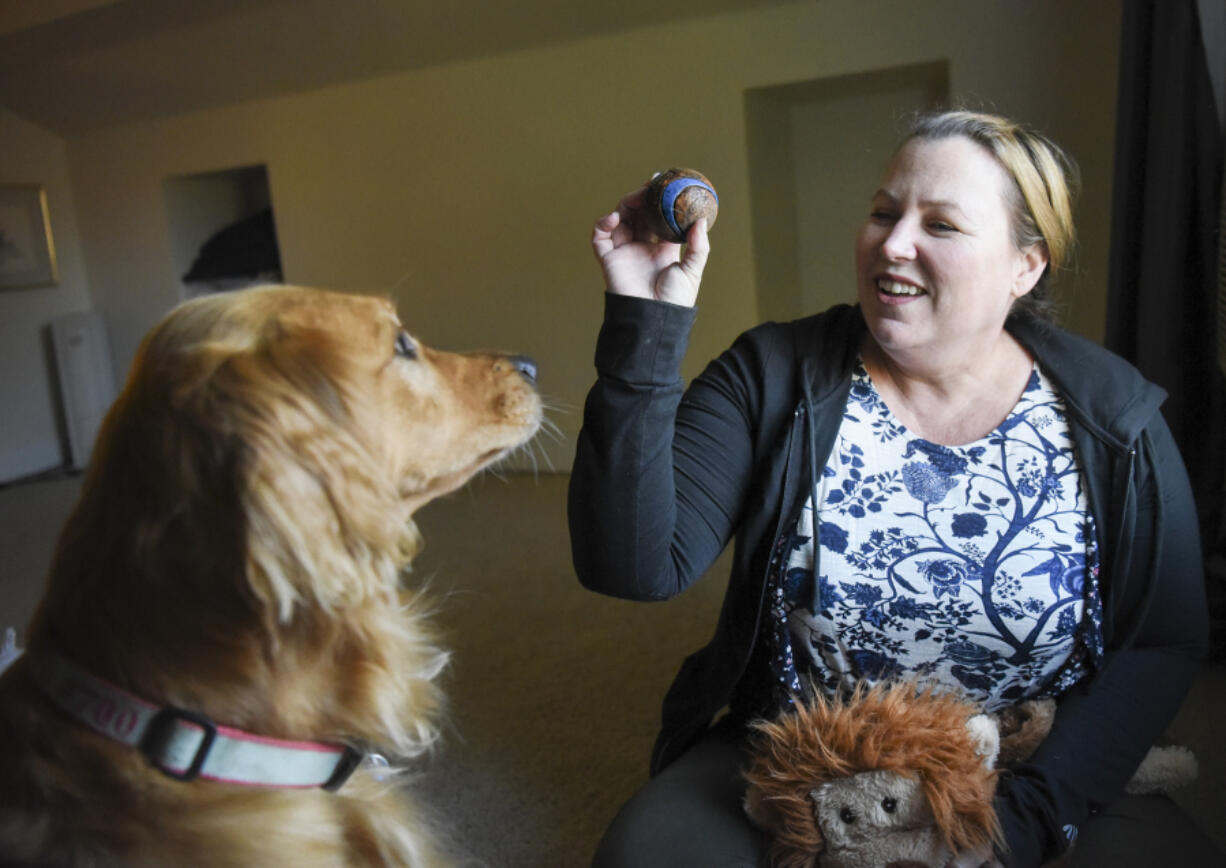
[569,111,1219,867]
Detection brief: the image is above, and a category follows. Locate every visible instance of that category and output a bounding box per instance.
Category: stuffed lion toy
[743,683,1002,868]
[742,683,1197,868]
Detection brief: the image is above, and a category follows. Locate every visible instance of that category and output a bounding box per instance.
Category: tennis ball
[643,168,719,243]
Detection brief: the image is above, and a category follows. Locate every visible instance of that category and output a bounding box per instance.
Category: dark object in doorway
[182,208,281,284]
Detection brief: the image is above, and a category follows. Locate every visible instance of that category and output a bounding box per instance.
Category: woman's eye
[394,330,417,360]
[929,220,957,232]
[869,209,895,222]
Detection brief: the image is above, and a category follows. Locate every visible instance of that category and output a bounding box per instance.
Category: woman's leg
[1058,794,1223,867]
[591,722,766,868]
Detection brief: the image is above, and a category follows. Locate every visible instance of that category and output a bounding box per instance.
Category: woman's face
[854,136,1046,367]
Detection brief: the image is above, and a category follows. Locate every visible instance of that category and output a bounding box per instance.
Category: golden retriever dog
[0,285,542,866]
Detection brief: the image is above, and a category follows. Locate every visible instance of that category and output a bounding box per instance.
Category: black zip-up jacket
[569,295,1208,867]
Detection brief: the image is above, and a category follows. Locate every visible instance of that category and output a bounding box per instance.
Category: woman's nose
[879,218,917,261]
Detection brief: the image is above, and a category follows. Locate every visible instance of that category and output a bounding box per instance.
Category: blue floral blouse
[762,362,1104,712]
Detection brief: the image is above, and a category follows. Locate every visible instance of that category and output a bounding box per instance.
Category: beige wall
[0,106,94,481]
[61,0,1121,470]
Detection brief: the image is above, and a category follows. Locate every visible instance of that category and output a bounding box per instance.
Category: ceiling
[0,0,795,135]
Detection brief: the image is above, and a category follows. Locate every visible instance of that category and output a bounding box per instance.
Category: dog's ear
[202,314,422,624]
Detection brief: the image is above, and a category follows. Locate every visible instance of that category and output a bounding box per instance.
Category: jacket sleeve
[567,293,764,600]
[994,416,1209,866]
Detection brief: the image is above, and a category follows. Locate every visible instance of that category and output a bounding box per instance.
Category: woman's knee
[591,731,765,868]
[1058,795,1223,867]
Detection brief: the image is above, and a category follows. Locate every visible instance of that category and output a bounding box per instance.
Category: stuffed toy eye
[839,806,857,824]
[881,797,897,814]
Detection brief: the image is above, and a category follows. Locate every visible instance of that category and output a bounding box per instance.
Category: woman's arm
[570,178,766,600]
[567,293,764,600]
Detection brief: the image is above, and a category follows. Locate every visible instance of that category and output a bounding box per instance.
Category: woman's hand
[591,181,711,308]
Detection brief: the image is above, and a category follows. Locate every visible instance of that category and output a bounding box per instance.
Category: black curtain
[1106,0,1225,655]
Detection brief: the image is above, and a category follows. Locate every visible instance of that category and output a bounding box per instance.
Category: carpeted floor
[407,474,732,866]
[0,471,1221,866]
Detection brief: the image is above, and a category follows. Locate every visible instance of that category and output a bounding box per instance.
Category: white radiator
[50,311,116,470]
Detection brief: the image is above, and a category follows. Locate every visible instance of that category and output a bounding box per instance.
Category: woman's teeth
[878,279,924,297]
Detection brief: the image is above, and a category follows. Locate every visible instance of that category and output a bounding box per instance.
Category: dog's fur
[0,285,541,866]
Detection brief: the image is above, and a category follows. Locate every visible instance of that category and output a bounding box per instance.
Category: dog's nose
[512,356,537,382]
[509,355,537,383]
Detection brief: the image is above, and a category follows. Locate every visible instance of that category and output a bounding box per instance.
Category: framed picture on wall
[0,185,58,290]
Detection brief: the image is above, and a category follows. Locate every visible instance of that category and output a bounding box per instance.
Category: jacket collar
[797,304,866,406]
[1008,315,1166,451]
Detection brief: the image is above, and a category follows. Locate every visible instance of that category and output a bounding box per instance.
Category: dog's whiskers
[384,269,417,295]
[526,438,555,476]
[540,397,575,419]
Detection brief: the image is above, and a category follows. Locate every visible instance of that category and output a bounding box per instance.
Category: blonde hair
[904,110,1080,322]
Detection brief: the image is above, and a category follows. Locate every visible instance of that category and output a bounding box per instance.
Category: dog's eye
[881,797,897,814]
[839,806,857,825]
[394,330,418,360]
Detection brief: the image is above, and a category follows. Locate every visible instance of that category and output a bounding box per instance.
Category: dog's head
[28,285,541,750]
